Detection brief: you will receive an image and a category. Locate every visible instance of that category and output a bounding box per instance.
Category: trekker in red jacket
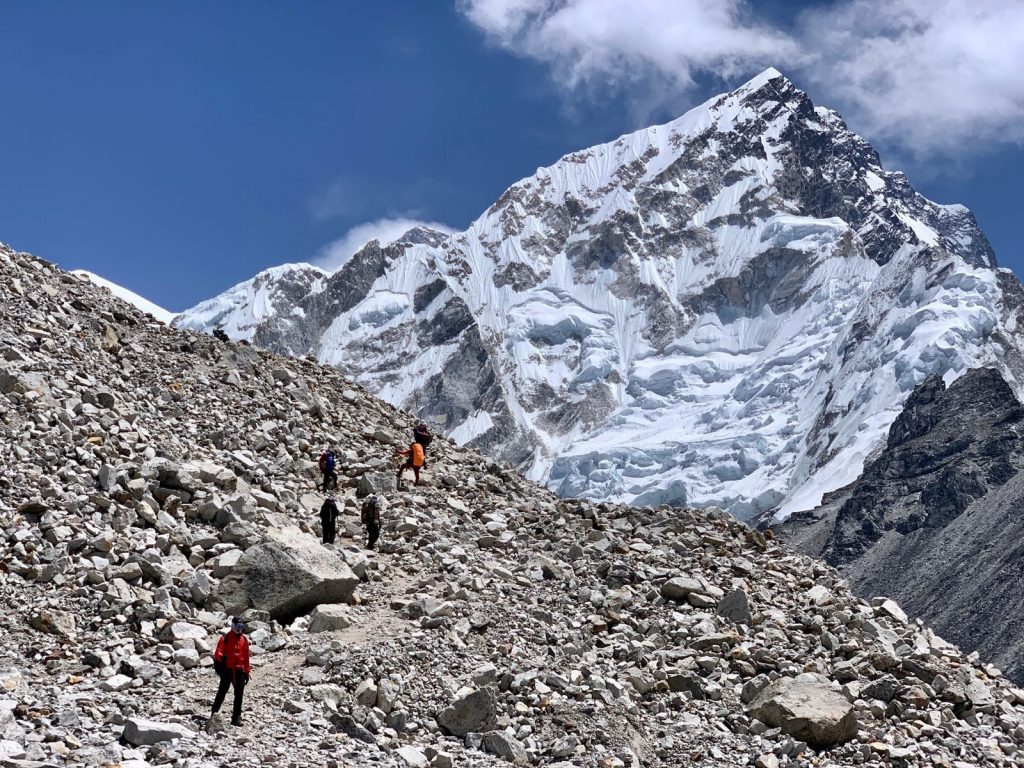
[211,617,251,726]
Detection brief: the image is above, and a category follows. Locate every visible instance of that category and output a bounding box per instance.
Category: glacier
[174,69,1024,520]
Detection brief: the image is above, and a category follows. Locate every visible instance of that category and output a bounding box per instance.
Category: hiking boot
[231,717,242,727]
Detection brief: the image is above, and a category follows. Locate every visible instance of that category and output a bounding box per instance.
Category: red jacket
[214,631,251,674]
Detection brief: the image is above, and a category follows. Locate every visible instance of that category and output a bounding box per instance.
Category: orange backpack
[411,443,425,467]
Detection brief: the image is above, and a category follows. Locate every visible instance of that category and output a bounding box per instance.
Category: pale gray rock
[482,731,528,763]
[717,588,752,625]
[307,604,352,634]
[747,673,858,748]
[121,717,195,746]
[210,526,358,621]
[395,745,429,768]
[356,472,396,498]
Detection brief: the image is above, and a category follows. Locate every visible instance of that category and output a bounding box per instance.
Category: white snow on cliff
[174,69,1024,520]
[72,270,177,324]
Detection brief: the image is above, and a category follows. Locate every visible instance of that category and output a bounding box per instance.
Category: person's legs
[211,672,231,714]
[397,460,412,488]
[326,519,336,544]
[367,519,379,549]
[413,465,421,485]
[231,674,247,725]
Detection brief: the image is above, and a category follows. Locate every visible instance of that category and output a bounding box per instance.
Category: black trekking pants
[367,519,380,549]
[212,668,247,722]
[321,515,337,545]
[322,471,338,492]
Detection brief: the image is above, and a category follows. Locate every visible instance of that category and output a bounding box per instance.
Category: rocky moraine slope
[3,246,1024,767]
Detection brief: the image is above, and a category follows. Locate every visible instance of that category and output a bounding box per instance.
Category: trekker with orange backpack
[396,440,426,489]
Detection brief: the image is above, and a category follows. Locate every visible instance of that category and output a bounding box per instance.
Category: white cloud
[313,217,457,272]
[310,177,367,221]
[458,0,1024,157]
[460,0,799,91]
[800,0,1024,155]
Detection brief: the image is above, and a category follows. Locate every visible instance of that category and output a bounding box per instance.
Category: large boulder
[437,687,497,737]
[210,526,358,622]
[122,717,195,746]
[356,472,396,498]
[747,673,858,748]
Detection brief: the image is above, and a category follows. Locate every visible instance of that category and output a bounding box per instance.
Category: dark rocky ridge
[778,368,1024,683]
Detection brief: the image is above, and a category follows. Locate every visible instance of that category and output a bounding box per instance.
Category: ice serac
[175,70,1024,519]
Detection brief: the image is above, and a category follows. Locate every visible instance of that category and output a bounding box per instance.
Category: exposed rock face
[747,673,858,748]
[779,367,1024,683]
[211,526,359,622]
[176,69,1024,521]
[2,246,1024,766]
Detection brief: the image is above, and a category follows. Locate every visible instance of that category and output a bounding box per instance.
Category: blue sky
[0,1,1021,311]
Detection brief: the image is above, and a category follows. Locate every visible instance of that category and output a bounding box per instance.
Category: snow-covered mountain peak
[175,262,328,341]
[176,73,1024,519]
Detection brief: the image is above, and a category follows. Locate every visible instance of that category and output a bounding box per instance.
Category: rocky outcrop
[779,368,1024,683]
[211,526,359,622]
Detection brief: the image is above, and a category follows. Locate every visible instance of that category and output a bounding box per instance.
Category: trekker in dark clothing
[318,447,339,492]
[211,617,251,727]
[413,422,433,454]
[361,495,383,550]
[320,496,340,545]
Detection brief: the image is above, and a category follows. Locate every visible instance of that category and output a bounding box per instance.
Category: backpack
[361,497,380,524]
[320,498,338,520]
[414,424,433,450]
[411,443,425,467]
[324,451,336,473]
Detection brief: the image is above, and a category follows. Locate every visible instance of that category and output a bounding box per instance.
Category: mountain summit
[176,69,1024,518]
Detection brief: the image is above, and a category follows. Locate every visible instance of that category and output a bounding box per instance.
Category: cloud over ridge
[313,217,456,272]
[459,0,1024,157]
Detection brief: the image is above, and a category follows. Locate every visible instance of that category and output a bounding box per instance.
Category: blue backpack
[322,450,336,473]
